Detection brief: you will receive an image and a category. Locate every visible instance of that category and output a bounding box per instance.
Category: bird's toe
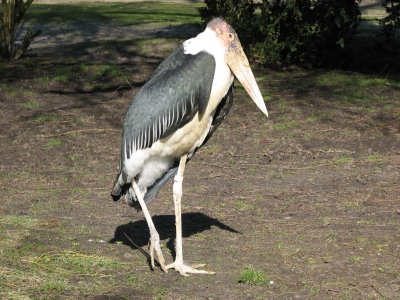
[165,262,215,276]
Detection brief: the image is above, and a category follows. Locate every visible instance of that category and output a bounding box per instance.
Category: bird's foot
[165,261,215,277]
[148,235,168,273]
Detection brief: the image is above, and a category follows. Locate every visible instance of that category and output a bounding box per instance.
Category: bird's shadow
[109,212,239,268]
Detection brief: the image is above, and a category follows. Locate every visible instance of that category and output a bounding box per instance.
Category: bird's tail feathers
[111,166,179,212]
[111,172,143,211]
[111,172,130,202]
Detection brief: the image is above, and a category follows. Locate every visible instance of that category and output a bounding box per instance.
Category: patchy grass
[0,215,39,228]
[236,265,270,286]
[46,140,62,147]
[26,2,204,26]
[36,114,58,122]
[0,216,137,299]
[22,101,40,109]
[100,64,127,79]
[333,156,354,164]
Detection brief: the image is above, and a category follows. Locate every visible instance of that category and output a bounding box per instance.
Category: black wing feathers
[121,45,215,162]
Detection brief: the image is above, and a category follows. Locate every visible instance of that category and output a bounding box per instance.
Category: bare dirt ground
[1,1,400,300]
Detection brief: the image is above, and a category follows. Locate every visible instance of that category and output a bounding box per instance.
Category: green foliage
[198,0,260,47]
[379,0,400,54]
[199,0,361,67]
[258,0,362,66]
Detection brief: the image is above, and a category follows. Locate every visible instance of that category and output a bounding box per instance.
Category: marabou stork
[111,18,268,276]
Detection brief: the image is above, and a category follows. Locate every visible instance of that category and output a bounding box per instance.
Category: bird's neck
[207,61,233,116]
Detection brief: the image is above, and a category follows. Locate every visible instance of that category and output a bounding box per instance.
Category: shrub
[198,0,260,48]
[199,0,362,67]
[379,0,400,54]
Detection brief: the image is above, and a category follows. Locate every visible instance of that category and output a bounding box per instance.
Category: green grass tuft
[46,140,62,147]
[234,199,246,210]
[367,153,384,162]
[100,64,120,76]
[237,265,270,286]
[23,102,40,109]
[36,114,58,122]
[333,157,353,164]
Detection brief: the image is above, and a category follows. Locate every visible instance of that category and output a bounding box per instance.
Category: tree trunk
[0,0,40,61]
[13,26,41,60]
[0,0,15,60]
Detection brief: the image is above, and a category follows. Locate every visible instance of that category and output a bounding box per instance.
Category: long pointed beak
[226,44,268,117]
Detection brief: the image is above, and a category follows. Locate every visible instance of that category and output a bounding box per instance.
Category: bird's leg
[165,154,215,276]
[131,179,168,273]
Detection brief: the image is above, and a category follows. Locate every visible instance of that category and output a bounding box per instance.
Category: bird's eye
[228,33,234,40]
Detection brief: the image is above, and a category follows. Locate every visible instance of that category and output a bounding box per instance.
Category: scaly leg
[131,179,167,273]
[165,154,215,277]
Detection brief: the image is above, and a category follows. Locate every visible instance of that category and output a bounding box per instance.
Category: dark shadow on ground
[109,212,239,267]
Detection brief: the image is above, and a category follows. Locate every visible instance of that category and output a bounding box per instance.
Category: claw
[165,262,215,277]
